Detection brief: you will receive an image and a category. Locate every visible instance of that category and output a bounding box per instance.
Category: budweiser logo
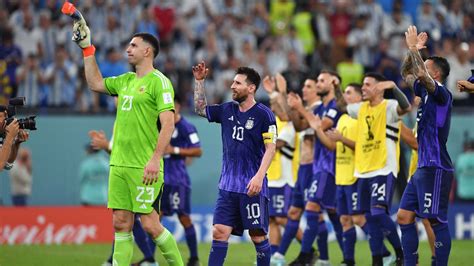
[0,215,98,245]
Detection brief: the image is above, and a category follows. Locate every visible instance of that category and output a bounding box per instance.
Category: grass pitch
[1,240,473,265]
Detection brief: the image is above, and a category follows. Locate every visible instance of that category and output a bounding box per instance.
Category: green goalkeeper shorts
[107,166,164,214]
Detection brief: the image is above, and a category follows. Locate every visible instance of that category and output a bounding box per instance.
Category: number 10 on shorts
[246,203,261,219]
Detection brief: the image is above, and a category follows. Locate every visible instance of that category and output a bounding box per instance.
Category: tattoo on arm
[193,79,208,117]
[401,55,416,88]
[408,49,435,93]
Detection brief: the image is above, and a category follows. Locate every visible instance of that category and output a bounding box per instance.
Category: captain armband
[263,125,277,144]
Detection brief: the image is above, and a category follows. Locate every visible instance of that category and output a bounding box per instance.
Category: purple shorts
[336,182,359,215]
[213,189,269,236]
[269,185,292,217]
[307,171,337,209]
[357,173,396,215]
[291,164,313,208]
[160,184,191,216]
[399,168,453,223]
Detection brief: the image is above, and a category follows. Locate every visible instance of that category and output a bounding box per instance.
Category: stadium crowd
[0,0,473,113]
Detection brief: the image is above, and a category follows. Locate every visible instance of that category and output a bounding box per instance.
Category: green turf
[0,240,473,265]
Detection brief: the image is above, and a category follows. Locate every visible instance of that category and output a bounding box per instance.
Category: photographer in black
[0,111,28,171]
[0,98,33,171]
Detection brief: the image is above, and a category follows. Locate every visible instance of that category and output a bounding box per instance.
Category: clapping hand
[287,92,304,111]
[326,129,342,141]
[262,76,276,94]
[308,114,322,130]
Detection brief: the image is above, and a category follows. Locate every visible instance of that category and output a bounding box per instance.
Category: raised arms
[69,4,107,94]
[401,54,417,89]
[405,26,436,93]
[192,62,209,117]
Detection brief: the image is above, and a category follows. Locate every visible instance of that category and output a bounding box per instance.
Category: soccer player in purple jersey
[267,76,321,266]
[161,96,203,266]
[192,62,277,266]
[286,71,345,265]
[398,26,454,266]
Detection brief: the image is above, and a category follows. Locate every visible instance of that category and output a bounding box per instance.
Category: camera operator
[0,107,29,171]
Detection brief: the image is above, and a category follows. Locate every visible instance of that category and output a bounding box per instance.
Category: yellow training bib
[335,114,358,185]
[355,101,388,174]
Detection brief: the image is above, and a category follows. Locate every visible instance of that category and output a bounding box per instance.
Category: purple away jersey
[312,99,342,176]
[164,117,201,187]
[206,102,276,198]
[414,80,453,170]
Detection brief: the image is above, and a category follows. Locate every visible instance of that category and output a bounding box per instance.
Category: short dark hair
[320,69,342,85]
[236,66,261,90]
[132,32,160,59]
[364,72,387,82]
[346,83,362,95]
[427,56,450,83]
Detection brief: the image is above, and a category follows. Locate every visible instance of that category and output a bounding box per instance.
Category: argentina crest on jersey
[245,118,254,130]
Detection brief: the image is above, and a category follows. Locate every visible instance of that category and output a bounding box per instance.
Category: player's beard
[233,92,247,103]
[317,88,329,98]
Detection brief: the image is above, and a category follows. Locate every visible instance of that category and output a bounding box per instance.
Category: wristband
[173,147,180,155]
[83,45,96,57]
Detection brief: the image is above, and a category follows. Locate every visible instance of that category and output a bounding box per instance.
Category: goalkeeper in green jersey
[70,8,183,266]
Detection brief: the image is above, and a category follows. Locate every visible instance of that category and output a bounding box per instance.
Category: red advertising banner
[0,207,113,245]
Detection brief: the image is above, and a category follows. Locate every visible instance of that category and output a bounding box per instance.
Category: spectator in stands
[337,47,364,90]
[102,15,124,54]
[136,7,159,40]
[15,53,45,107]
[416,0,442,42]
[0,29,22,99]
[281,50,308,95]
[382,2,413,61]
[37,10,56,66]
[455,140,474,201]
[43,45,78,107]
[12,11,41,61]
[347,13,378,71]
[447,42,474,105]
[9,147,32,206]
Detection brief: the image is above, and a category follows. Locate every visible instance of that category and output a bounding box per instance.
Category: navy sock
[132,217,154,260]
[432,223,451,266]
[254,239,271,266]
[185,225,198,258]
[328,211,344,252]
[373,213,402,250]
[317,220,328,260]
[343,227,356,261]
[208,240,228,266]
[361,221,390,256]
[366,214,384,256]
[277,218,300,255]
[399,223,418,266]
[270,245,279,255]
[301,211,320,253]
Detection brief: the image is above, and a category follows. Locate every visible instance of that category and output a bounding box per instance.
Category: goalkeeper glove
[72,22,95,57]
